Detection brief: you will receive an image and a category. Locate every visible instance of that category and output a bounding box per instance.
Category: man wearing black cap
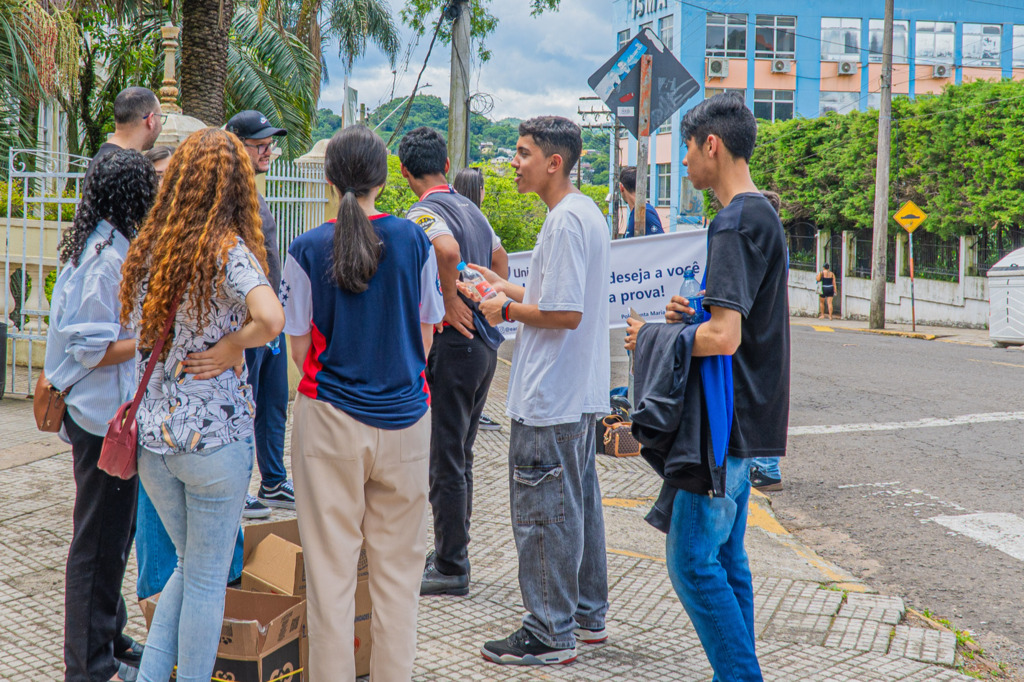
[225,110,293,518]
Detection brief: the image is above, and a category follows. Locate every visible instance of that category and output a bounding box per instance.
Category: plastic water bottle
[679,267,704,324]
[266,336,281,355]
[458,261,497,301]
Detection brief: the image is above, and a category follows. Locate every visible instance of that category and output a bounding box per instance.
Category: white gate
[2,149,88,397]
[265,160,327,261]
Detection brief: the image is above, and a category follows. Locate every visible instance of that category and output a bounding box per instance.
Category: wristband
[502,300,514,322]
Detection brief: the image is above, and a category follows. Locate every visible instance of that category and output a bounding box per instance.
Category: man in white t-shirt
[470,116,611,666]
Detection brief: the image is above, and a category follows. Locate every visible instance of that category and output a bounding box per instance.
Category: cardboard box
[241,519,372,678]
[140,589,305,682]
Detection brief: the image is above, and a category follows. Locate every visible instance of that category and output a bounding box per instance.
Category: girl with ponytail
[279,125,444,681]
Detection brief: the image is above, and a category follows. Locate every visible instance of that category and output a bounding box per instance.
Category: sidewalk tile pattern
[891,625,958,667]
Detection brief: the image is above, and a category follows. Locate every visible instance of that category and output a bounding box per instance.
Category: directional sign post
[894,201,928,331]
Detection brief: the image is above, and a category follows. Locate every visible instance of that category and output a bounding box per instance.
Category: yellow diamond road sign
[895,201,927,233]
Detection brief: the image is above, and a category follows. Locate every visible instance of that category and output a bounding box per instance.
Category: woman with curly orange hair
[119,127,284,682]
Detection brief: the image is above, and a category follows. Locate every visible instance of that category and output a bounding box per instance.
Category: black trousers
[64,414,138,682]
[424,329,498,577]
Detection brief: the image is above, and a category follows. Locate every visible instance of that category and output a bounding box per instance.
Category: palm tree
[181,0,234,124]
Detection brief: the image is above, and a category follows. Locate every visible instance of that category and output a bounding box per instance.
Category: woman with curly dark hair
[44,148,157,682]
[119,128,284,682]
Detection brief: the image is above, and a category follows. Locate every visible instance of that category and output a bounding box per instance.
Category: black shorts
[820,286,835,298]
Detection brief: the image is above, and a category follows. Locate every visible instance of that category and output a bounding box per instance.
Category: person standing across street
[282,125,444,681]
[46,150,158,682]
[626,92,790,681]
[85,87,163,180]
[225,110,293,519]
[452,166,502,433]
[468,117,610,666]
[619,166,665,238]
[397,128,509,597]
[817,262,837,320]
[121,128,285,682]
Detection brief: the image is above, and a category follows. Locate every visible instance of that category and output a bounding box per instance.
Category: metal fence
[906,232,959,282]
[786,222,816,272]
[975,228,1024,275]
[851,229,896,282]
[265,160,327,261]
[3,149,88,397]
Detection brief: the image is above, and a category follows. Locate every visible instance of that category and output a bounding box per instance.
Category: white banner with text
[497,229,708,338]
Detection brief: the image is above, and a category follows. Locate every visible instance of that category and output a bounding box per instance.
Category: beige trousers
[291,394,429,682]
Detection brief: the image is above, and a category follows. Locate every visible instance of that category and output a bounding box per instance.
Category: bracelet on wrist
[502,299,514,322]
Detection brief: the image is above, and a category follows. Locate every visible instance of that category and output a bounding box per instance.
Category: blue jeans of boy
[245,334,289,487]
[509,414,609,649]
[667,456,763,682]
[751,456,780,479]
[136,438,253,682]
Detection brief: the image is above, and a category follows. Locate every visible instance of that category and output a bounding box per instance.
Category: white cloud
[319,0,614,122]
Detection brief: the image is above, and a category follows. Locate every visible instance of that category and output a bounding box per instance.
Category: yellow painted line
[854,328,937,341]
[968,358,1024,369]
[496,356,512,367]
[832,581,871,593]
[746,500,789,535]
[608,547,665,563]
[811,325,835,332]
[602,496,656,509]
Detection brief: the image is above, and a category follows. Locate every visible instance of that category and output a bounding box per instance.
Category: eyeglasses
[244,142,277,155]
[142,113,168,125]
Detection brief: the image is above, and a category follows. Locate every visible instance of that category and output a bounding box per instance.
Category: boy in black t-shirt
[626,92,790,681]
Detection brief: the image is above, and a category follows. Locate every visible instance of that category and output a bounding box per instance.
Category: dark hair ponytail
[324,125,388,293]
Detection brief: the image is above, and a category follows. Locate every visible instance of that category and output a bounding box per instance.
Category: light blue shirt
[44,220,134,437]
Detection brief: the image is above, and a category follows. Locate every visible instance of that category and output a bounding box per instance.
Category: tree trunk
[180,0,234,126]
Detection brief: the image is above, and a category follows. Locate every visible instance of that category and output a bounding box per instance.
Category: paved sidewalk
[790,314,994,346]
[0,358,974,681]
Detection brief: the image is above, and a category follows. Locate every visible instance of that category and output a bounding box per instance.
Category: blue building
[612,0,1024,231]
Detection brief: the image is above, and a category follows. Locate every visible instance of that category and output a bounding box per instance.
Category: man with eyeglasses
[85,87,163,180]
[225,110,294,519]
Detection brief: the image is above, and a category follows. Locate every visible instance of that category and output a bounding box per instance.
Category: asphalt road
[775,324,1024,669]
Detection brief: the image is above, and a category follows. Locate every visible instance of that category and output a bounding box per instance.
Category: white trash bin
[987,246,1024,347]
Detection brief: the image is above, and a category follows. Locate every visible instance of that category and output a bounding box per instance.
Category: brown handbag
[33,370,68,432]
[98,299,180,480]
[602,415,641,458]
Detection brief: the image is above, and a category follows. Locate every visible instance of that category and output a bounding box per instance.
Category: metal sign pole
[909,231,916,331]
[634,54,653,237]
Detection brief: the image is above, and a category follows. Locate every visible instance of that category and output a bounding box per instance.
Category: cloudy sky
[318,0,613,122]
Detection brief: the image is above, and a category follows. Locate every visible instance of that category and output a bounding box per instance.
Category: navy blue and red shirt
[280,214,445,429]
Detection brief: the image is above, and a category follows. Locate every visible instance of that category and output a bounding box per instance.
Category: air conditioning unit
[932,63,951,79]
[707,58,729,79]
[771,59,792,74]
[837,61,859,76]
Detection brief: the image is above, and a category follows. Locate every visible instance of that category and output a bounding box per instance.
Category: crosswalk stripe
[789,411,1024,436]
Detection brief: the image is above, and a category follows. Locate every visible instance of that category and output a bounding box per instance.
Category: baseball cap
[224,110,287,140]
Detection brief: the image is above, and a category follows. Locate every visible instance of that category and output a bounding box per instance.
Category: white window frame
[706,13,747,59]
[963,23,1002,67]
[617,29,631,50]
[1015,26,1024,68]
[755,15,797,60]
[656,163,672,207]
[915,21,955,65]
[753,89,795,122]
[659,15,675,50]
[821,18,861,61]
[869,19,909,63]
[820,91,860,115]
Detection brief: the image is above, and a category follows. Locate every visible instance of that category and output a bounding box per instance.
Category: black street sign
[588,28,699,139]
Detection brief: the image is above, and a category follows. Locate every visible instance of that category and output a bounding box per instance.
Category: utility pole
[634,54,653,237]
[869,0,895,329]
[447,0,471,176]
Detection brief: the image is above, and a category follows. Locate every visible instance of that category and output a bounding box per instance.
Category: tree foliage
[749,79,1024,246]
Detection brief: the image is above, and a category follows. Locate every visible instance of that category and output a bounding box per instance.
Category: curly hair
[58,149,157,266]
[119,128,268,358]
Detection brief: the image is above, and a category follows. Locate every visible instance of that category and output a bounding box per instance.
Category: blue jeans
[751,457,780,479]
[245,335,289,487]
[509,414,608,649]
[135,484,243,600]
[667,456,763,682]
[136,439,254,682]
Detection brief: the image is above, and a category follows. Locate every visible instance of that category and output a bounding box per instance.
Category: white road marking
[930,513,1024,562]
[789,411,1024,436]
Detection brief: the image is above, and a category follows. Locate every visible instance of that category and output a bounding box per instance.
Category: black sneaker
[421,561,469,596]
[242,493,271,519]
[114,635,144,667]
[750,467,783,492]
[258,479,296,510]
[478,414,502,431]
[481,627,576,665]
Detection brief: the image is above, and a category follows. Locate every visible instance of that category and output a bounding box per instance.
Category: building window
[755,15,796,60]
[705,88,745,99]
[1015,26,1024,67]
[821,18,860,61]
[866,93,881,110]
[617,29,631,50]
[915,21,955,65]
[656,163,672,207]
[706,13,747,58]
[640,21,653,37]
[868,19,909,63]
[820,91,860,115]
[963,24,1001,67]
[753,89,794,121]
[659,15,674,49]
